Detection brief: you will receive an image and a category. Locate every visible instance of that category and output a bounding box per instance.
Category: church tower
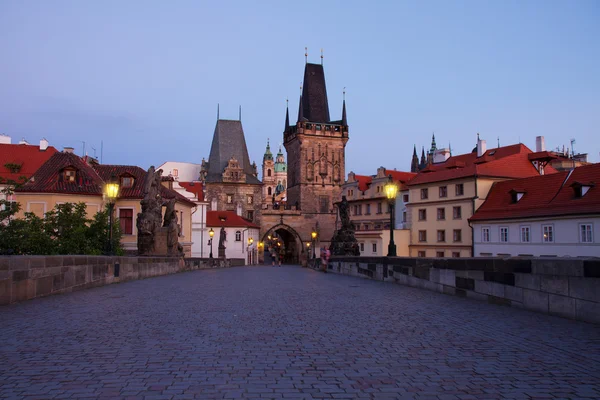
[283,62,348,214]
[262,139,275,204]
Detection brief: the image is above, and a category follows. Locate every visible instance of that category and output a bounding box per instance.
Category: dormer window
[121,176,134,188]
[64,168,76,182]
[510,190,525,203]
[571,182,594,198]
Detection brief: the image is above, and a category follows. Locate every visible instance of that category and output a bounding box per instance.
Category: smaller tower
[427,133,437,165]
[411,145,419,173]
[262,139,275,204]
[420,146,427,168]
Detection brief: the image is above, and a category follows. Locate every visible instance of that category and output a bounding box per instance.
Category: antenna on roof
[80,141,86,156]
[217,103,220,120]
[239,105,242,121]
[321,48,323,65]
[305,47,308,64]
[497,137,500,148]
[91,146,96,158]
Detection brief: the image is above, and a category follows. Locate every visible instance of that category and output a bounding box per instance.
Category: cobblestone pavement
[1,266,600,400]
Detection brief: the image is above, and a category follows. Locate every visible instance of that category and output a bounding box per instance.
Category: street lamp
[105,175,119,255]
[209,228,215,258]
[384,174,398,257]
[247,237,254,265]
[311,230,317,259]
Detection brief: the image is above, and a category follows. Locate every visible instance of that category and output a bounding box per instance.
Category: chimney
[19,138,30,145]
[63,147,74,154]
[535,136,545,152]
[40,138,49,151]
[433,148,451,163]
[0,134,11,144]
[477,138,487,157]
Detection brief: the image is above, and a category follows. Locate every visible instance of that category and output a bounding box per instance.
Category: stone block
[504,286,523,303]
[584,260,600,278]
[540,275,569,296]
[488,295,511,306]
[474,280,504,297]
[0,279,11,305]
[0,270,7,280]
[0,257,9,271]
[63,270,75,288]
[439,269,456,287]
[466,290,488,302]
[532,259,584,277]
[11,279,35,302]
[569,277,600,303]
[466,270,485,280]
[549,294,576,319]
[53,273,65,292]
[455,276,475,291]
[35,275,54,297]
[29,256,46,269]
[575,299,600,324]
[423,280,443,293]
[45,257,63,268]
[9,257,29,270]
[523,289,549,313]
[515,273,541,290]
[12,270,29,282]
[429,268,440,284]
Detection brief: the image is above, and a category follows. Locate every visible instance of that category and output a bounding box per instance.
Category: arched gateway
[261,224,303,265]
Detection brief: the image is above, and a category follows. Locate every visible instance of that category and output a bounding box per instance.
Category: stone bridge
[1,266,599,399]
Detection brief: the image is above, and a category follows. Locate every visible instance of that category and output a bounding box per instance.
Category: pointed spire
[341,88,347,126]
[284,98,290,133]
[297,94,304,122]
[413,144,417,156]
[431,132,437,151]
[263,138,273,161]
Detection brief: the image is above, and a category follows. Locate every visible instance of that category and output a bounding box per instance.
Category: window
[402,211,407,222]
[247,195,253,204]
[172,168,179,177]
[439,186,448,198]
[437,207,445,220]
[421,188,428,199]
[247,211,254,221]
[511,191,525,203]
[64,169,76,182]
[453,206,462,219]
[357,204,362,215]
[520,226,530,243]
[500,227,509,243]
[121,176,134,188]
[403,194,409,203]
[453,229,462,242]
[452,252,460,258]
[377,202,382,214]
[365,204,371,215]
[542,225,554,243]
[418,251,426,257]
[319,196,329,213]
[360,243,364,252]
[482,227,491,242]
[418,209,427,221]
[267,169,272,177]
[418,230,427,242]
[386,203,391,214]
[226,194,233,204]
[372,243,377,252]
[580,224,593,243]
[437,230,446,242]
[268,187,272,195]
[436,251,445,257]
[376,186,380,193]
[118,208,134,235]
[235,231,241,241]
[455,184,464,196]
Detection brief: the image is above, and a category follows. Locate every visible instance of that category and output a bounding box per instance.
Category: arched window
[235,231,241,241]
[268,187,272,195]
[267,169,272,177]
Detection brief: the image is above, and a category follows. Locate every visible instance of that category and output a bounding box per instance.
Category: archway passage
[262,224,303,265]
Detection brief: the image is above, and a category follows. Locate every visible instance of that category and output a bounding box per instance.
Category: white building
[470,163,600,257]
[206,210,260,263]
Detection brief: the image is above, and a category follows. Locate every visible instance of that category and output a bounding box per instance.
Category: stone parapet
[325,256,600,324]
[0,256,235,305]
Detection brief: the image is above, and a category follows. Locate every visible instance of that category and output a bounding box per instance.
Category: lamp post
[384,174,398,257]
[311,230,317,259]
[105,175,119,255]
[209,228,214,258]
[247,237,254,265]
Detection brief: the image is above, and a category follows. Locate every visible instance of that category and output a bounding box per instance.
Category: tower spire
[284,98,290,133]
[297,93,304,122]
[341,88,347,126]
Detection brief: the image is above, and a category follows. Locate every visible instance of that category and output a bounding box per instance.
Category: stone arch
[262,223,304,265]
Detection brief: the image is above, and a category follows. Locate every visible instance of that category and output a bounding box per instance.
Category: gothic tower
[411,145,419,173]
[283,62,348,214]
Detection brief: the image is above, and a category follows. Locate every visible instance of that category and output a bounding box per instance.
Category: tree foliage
[0,185,123,255]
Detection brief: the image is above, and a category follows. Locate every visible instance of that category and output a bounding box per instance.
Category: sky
[0,0,598,176]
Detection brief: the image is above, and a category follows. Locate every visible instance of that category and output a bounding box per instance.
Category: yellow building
[14,150,195,256]
[407,139,551,258]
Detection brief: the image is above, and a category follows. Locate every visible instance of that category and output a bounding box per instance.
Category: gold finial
[305,47,308,63]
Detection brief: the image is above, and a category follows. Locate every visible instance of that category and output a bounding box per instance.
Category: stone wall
[323,257,600,324]
[0,256,238,305]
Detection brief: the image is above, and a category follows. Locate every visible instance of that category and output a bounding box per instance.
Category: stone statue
[163,199,183,256]
[218,227,226,258]
[329,196,359,256]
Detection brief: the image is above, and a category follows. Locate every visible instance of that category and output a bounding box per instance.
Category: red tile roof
[0,143,58,184]
[354,175,372,192]
[385,170,417,190]
[15,152,195,206]
[408,144,556,186]
[206,210,260,229]
[179,181,204,201]
[470,163,600,221]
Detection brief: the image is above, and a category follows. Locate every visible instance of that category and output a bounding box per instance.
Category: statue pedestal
[218,246,226,259]
[145,228,169,256]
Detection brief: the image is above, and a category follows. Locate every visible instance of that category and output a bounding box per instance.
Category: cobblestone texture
[1,266,599,399]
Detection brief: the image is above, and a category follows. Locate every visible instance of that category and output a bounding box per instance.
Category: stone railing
[0,256,239,305]
[324,257,600,324]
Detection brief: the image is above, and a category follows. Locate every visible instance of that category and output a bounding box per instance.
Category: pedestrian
[320,246,328,273]
[278,246,284,267]
[271,248,276,267]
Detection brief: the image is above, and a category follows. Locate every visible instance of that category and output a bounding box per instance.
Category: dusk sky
[1,0,598,176]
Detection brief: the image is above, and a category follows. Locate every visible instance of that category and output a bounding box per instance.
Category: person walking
[320,246,328,273]
[278,246,285,267]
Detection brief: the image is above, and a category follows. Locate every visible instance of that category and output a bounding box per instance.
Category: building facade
[407,137,552,258]
[205,210,260,263]
[261,140,287,205]
[470,163,599,257]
